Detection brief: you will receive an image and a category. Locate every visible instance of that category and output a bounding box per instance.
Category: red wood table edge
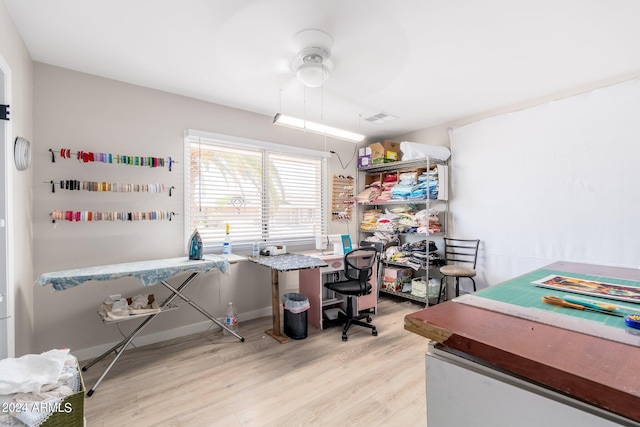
[405,271,640,423]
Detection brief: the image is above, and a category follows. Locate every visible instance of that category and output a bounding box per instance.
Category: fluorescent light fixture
[273,113,365,143]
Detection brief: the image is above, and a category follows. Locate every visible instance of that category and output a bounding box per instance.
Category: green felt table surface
[472,268,640,330]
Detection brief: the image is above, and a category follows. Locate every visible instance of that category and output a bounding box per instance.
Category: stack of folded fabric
[408,171,429,200]
[391,172,416,200]
[373,174,397,202]
[428,209,442,234]
[383,246,404,264]
[402,240,431,270]
[413,208,442,234]
[407,185,427,200]
[360,209,382,232]
[376,212,399,232]
[386,205,418,233]
[363,231,399,249]
[412,209,428,234]
[396,212,417,232]
[389,239,444,271]
[428,167,439,199]
[429,251,446,267]
[355,182,381,204]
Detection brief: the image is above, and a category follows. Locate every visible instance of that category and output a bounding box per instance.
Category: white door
[0,57,12,359]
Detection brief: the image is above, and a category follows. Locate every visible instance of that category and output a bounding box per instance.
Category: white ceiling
[5,0,640,140]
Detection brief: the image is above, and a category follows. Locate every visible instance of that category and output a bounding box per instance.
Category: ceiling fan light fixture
[291,30,334,88]
[296,61,330,88]
[273,113,365,143]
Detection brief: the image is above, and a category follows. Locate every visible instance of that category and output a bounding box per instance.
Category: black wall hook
[0,104,9,121]
[49,149,56,163]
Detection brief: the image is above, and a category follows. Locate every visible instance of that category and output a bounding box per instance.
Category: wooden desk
[405,261,640,426]
[249,254,327,343]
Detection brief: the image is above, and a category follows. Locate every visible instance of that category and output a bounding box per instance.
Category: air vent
[364,113,397,124]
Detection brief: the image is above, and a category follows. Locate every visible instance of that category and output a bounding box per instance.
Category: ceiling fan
[274,28,365,142]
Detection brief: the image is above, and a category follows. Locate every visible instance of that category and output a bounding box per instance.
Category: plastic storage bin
[282,293,310,340]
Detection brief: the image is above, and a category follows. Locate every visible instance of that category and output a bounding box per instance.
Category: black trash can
[282,293,310,340]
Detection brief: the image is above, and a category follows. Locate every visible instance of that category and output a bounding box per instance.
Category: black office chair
[438,238,480,303]
[359,240,385,300]
[324,247,379,341]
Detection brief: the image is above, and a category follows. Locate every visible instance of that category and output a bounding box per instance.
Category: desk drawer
[320,259,344,273]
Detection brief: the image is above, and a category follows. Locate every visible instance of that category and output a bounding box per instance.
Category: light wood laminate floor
[81,297,429,426]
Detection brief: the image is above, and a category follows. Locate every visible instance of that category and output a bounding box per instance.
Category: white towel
[0,349,70,394]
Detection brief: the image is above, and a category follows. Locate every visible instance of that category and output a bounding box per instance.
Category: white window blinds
[184,131,328,250]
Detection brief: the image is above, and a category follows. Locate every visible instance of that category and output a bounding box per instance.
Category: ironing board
[35,256,243,396]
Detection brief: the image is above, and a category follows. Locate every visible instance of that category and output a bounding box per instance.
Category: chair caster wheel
[342,334,348,341]
[372,329,378,336]
[366,316,372,323]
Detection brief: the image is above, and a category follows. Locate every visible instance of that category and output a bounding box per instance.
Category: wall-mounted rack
[50,210,177,223]
[49,148,177,171]
[332,174,355,221]
[46,180,174,196]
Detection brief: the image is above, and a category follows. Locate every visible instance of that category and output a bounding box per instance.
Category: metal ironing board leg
[159,280,244,342]
[82,271,243,396]
[84,306,160,396]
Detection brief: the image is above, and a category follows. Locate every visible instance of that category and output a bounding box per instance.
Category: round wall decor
[14,136,31,171]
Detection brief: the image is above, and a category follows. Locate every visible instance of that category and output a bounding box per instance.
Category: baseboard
[75,306,273,362]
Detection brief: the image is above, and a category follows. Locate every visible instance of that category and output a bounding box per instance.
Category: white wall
[0,1,34,357]
[395,125,451,149]
[32,63,358,358]
[449,77,640,289]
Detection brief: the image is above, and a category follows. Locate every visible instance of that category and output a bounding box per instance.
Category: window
[184,130,329,252]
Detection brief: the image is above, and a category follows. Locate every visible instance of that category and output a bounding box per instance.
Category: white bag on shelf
[411,277,427,298]
[400,141,451,161]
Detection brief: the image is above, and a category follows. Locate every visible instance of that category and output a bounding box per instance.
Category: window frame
[183,129,330,253]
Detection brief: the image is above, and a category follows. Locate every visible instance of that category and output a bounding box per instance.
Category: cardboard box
[369,140,400,162]
[358,146,372,168]
[383,280,403,292]
[364,173,382,187]
[383,267,413,285]
[372,157,395,165]
[383,266,413,293]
